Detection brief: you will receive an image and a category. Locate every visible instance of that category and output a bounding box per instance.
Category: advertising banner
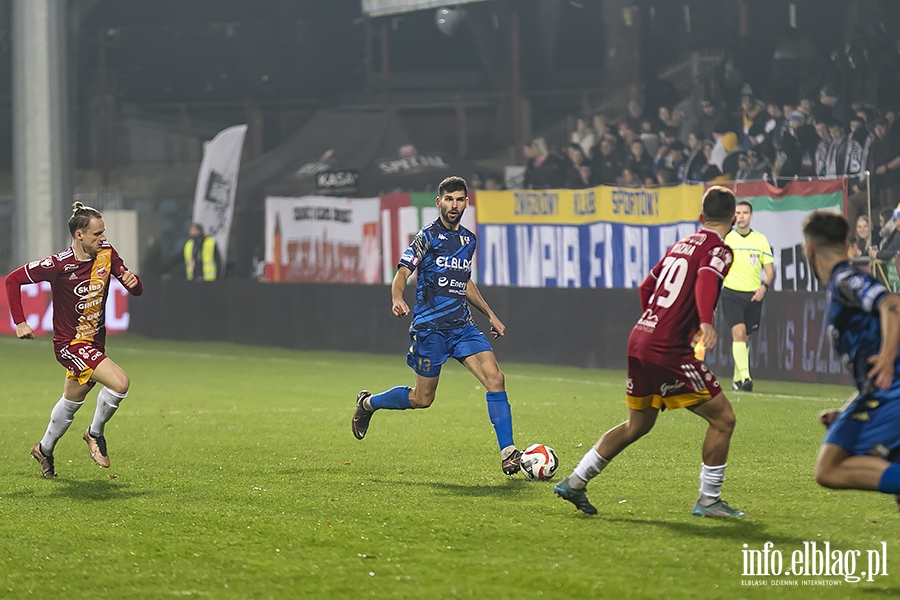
[1,278,132,336]
[719,180,847,291]
[264,196,382,283]
[475,185,703,287]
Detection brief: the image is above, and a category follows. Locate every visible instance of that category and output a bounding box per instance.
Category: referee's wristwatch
[762,282,770,290]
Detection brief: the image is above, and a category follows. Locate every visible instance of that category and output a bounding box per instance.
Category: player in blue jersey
[351,176,523,475]
[803,210,900,505]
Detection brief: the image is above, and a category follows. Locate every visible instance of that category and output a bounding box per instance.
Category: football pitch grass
[1,335,898,599]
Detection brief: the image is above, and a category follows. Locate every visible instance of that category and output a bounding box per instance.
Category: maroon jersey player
[555,186,746,518]
[5,202,143,477]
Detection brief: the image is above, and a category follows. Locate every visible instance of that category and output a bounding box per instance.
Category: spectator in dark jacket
[523,137,564,189]
[562,143,592,189]
[591,136,622,185]
[870,208,900,262]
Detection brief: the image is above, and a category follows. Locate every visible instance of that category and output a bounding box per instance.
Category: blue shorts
[406,323,493,377]
[824,387,900,456]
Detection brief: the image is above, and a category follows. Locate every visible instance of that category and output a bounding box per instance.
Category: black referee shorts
[720,287,762,334]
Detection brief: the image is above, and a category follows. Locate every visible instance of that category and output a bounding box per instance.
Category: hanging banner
[475,185,703,288]
[716,180,847,291]
[192,124,248,260]
[265,196,382,283]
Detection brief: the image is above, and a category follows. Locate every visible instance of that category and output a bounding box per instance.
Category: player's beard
[441,206,465,227]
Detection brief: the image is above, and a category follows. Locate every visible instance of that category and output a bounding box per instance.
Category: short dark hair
[701,186,736,223]
[191,222,204,235]
[737,200,753,213]
[802,211,848,251]
[438,176,468,197]
[68,202,103,236]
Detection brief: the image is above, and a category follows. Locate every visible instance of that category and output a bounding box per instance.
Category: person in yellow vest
[183,223,222,281]
[721,201,775,392]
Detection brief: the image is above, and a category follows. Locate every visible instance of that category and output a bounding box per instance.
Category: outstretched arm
[5,266,34,339]
[466,280,504,338]
[391,266,412,317]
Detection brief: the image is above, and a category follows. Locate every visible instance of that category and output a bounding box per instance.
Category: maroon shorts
[626,355,722,410]
[56,342,107,385]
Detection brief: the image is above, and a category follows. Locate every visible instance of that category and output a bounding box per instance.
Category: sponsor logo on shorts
[626,378,634,393]
[660,381,685,396]
[74,279,105,299]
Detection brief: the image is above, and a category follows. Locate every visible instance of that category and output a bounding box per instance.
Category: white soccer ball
[520,443,559,481]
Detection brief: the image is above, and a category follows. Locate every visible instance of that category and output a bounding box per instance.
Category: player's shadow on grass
[602,516,802,546]
[369,478,530,497]
[5,478,154,502]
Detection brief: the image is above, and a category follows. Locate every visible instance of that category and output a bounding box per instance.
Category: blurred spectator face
[783,103,796,118]
[875,122,888,138]
[747,153,759,168]
[622,168,637,184]
[593,114,607,135]
[630,140,644,158]
[767,103,783,118]
[702,103,715,116]
[671,108,685,127]
[600,138,614,156]
[800,98,813,114]
[621,124,636,144]
[856,217,870,241]
[687,133,700,150]
[886,111,896,125]
[471,173,484,189]
[576,118,588,132]
[741,97,753,112]
[703,144,713,160]
[523,143,536,159]
[567,145,585,165]
[849,118,863,133]
[828,124,844,140]
[658,107,671,123]
[628,101,642,119]
[855,110,868,123]
[738,156,748,170]
[485,176,503,190]
[815,122,830,140]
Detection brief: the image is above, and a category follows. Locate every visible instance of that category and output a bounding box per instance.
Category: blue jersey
[826,261,896,392]
[398,219,476,331]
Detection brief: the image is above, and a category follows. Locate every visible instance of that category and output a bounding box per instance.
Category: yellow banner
[476,184,704,225]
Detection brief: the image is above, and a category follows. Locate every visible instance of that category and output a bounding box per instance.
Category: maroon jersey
[6,242,143,349]
[627,228,732,363]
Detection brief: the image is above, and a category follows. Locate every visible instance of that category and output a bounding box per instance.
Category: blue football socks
[369,386,412,411]
[878,463,900,494]
[486,391,514,450]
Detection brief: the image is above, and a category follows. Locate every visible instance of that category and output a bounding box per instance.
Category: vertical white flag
[192,124,248,260]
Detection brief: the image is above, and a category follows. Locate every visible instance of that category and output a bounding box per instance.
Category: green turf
[0,335,897,599]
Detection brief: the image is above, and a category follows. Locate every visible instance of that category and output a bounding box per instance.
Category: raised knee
[110,373,130,395]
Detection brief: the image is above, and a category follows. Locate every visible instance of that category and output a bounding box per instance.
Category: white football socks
[40,397,83,455]
[90,387,127,437]
[698,463,727,505]
[570,447,609,489]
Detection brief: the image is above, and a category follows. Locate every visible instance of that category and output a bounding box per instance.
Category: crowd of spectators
[521,83,900,221]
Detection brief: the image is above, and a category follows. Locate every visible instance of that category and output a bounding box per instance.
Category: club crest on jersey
[461,236,471,245]
[40,257,54,268]
[96,266,108,277]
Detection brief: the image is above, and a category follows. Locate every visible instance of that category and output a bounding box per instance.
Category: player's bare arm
[751,263,776,302]
[391,266,411,317]
[465,280,504,337]
[868,294,900,390]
